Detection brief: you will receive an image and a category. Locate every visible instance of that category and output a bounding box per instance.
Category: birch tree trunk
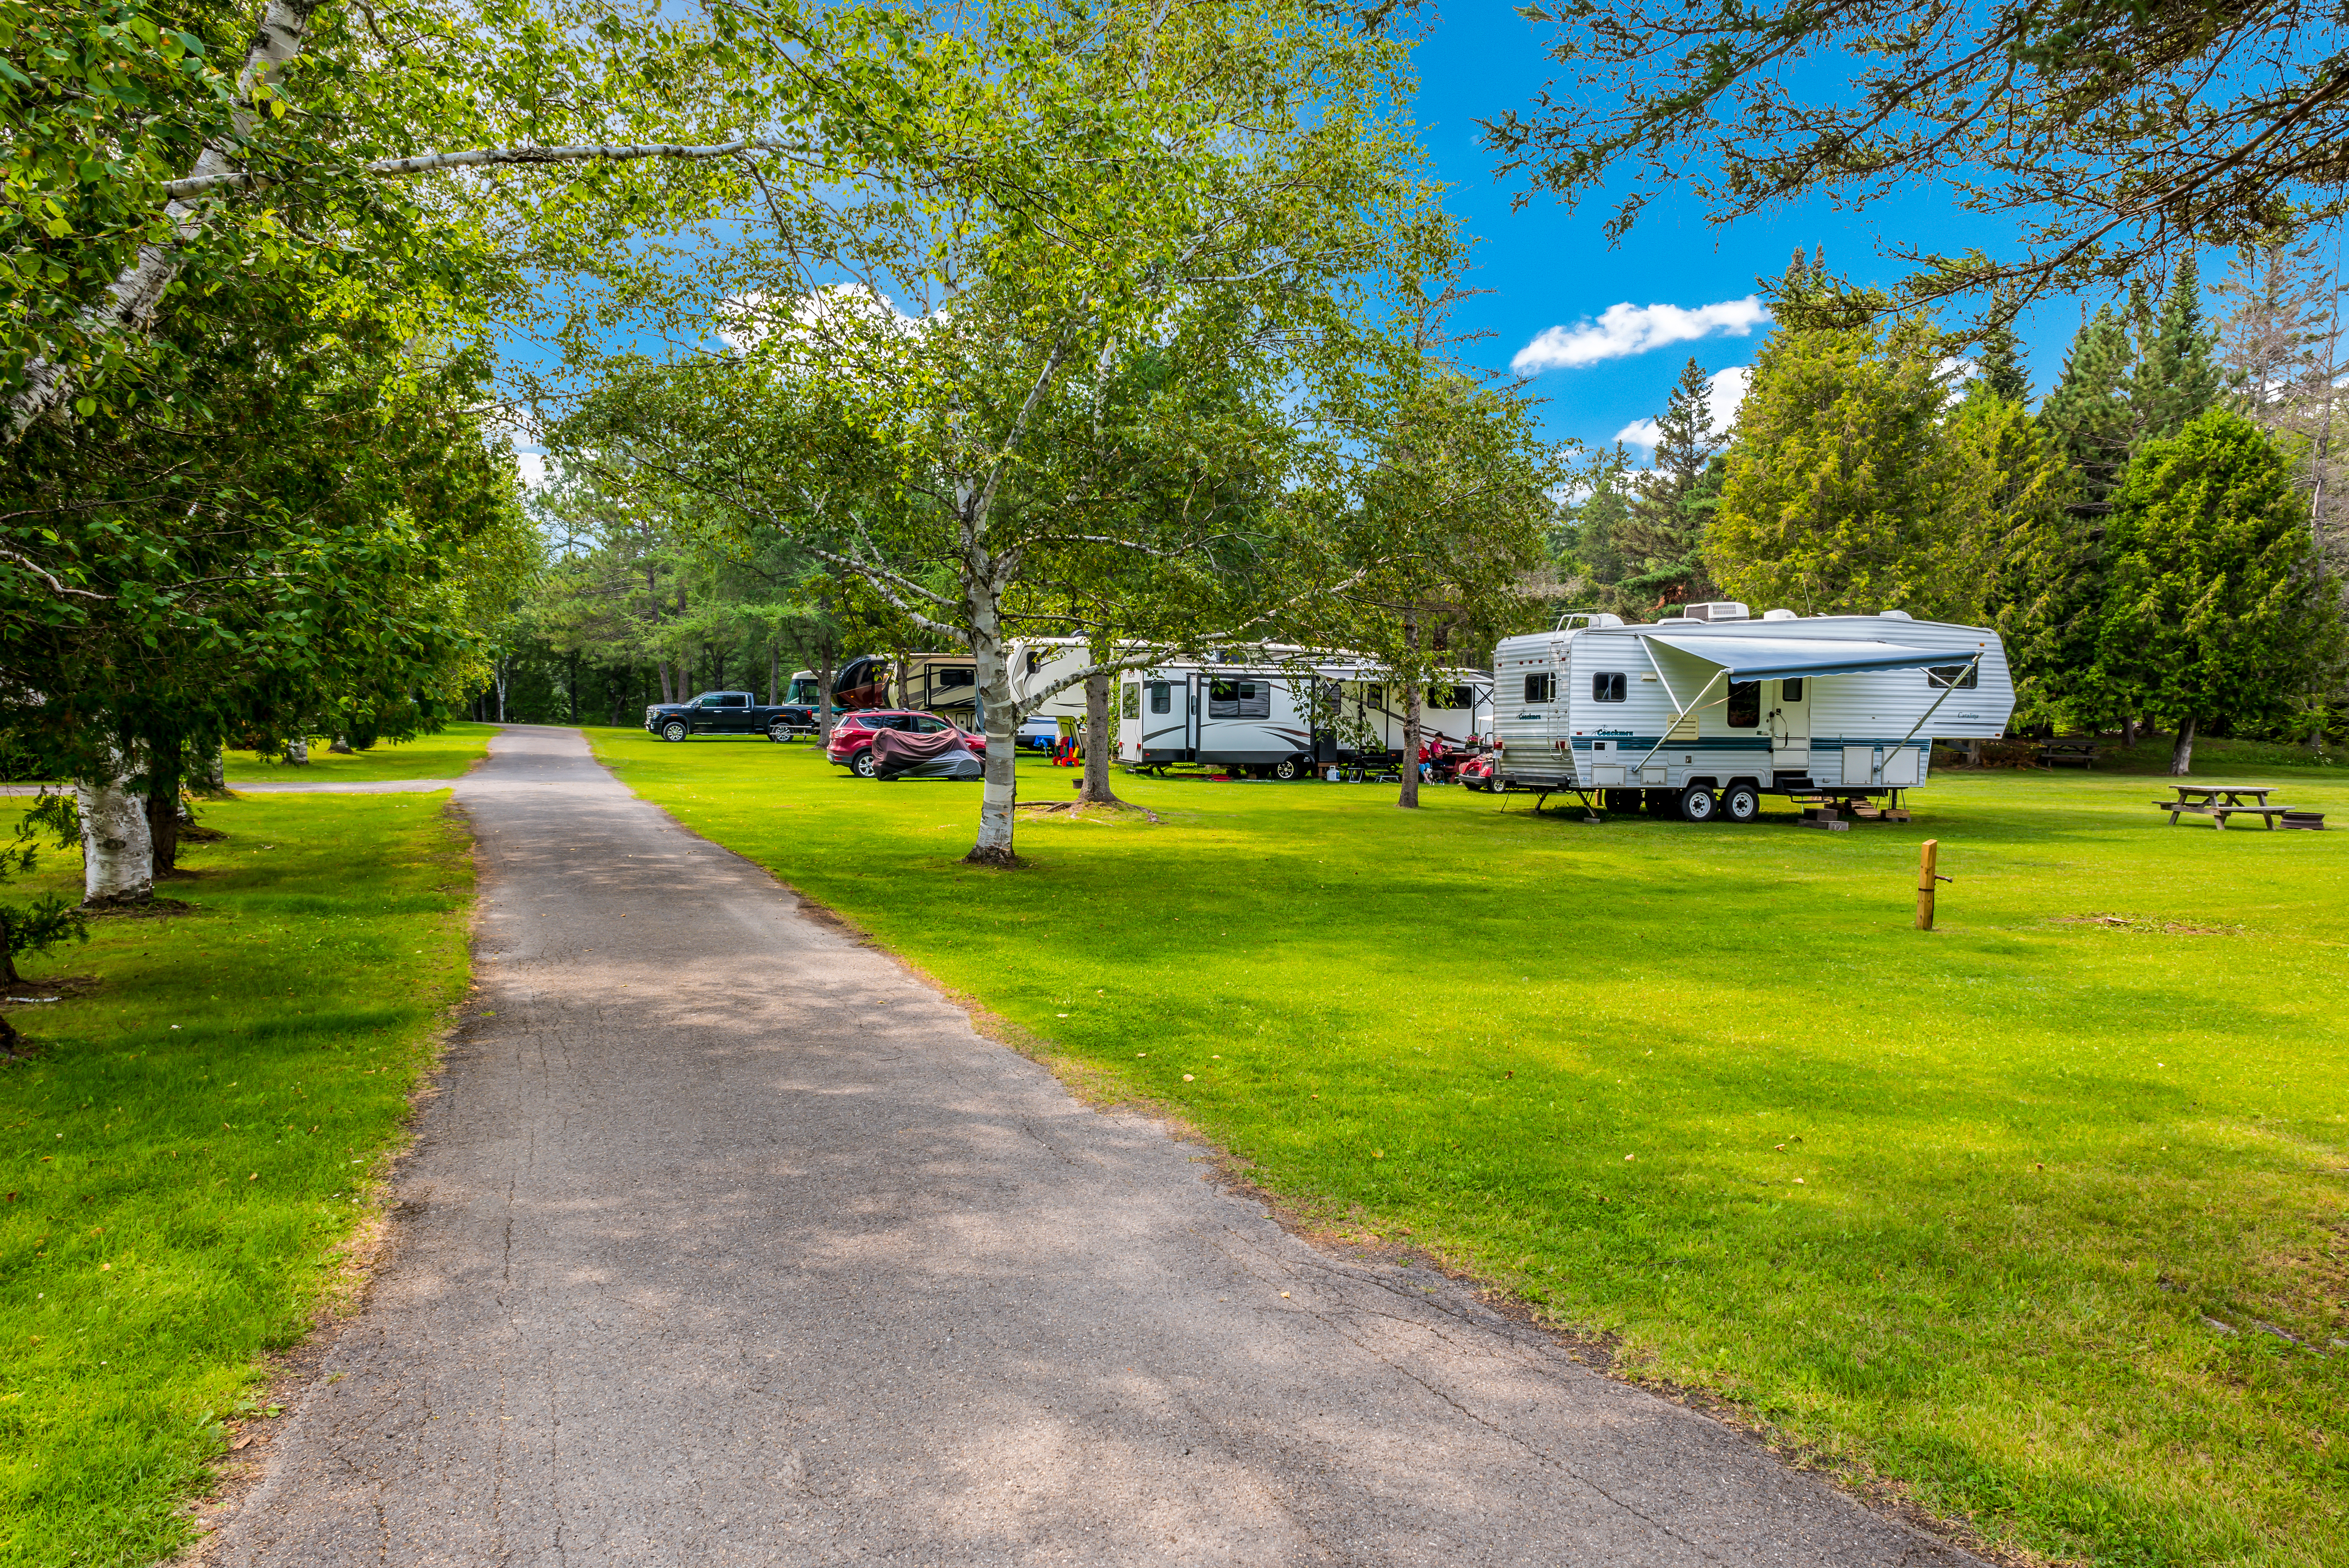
[79,764,154,906]
[1396,613,1422,809]
[2168,715,2198,775]
[200,748,226,790]
[965,543,1020,865]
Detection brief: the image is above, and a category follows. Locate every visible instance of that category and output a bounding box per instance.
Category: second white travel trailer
[1488,603,2015,820]
[1113,650,1494,777]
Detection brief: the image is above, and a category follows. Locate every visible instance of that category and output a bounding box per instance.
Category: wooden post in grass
[1916,839,1939,930]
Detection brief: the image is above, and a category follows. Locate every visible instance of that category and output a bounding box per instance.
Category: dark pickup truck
[643,691,809,742]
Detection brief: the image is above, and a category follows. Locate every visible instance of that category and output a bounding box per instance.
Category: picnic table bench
[2038,738,2099,768]
[2151,784,2323,829]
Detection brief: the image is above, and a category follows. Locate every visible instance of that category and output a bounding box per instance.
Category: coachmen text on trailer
[1490,603,2015,821]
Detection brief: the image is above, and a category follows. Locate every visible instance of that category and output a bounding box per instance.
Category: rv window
[1148,682,1171,714]
[1926,662,1979,690]
[1591,672,1626,703]
[1782,678,1803,702]
[1522,673,1553,704]
[1122,683,1141,720]
[1364,683,1385,709]
[1208,679,1270,720]
[1726,680,1762,728]
[1024,651,1042,676]
[1426,684,1474,711]
[937,668,975,688]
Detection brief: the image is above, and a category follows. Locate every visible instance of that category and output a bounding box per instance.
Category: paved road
[216,725,1975,1568]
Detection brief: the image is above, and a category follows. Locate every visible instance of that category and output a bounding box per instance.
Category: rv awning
[1642,634,1967,682]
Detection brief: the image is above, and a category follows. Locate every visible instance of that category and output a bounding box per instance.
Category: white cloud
[515,449,548,489]
[1614,365,1752,451]
[717,284,924,353]
[1513,297,1770,376]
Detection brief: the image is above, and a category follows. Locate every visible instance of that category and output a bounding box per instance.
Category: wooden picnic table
[2154,783,2292,828]
[2038,738,2099,768]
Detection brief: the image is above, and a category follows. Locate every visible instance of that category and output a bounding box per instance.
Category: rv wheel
[1272,757,1305,781]
[1722,783,1762,822]
[1678,784,1718,822]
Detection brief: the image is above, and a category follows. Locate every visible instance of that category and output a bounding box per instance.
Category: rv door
[1767,676,1811,778]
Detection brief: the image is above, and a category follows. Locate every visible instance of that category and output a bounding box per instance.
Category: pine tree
[1551,443,1631,599]
[2213,238,2349,587]
[1976,320,2031,406]
[1710,309,1967,617]
[2039,306,2134,514]
[2133,256,2222,446]
[1614,356,1725,612]
[2099,410,2339,772]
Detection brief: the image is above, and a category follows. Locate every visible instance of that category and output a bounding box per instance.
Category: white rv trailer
[1114,650,1493,777]
[1489,602,2015,820]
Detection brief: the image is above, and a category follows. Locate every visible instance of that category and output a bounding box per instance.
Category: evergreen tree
[2098,410,2339,773]
[1710,307,1967,617]
[1550,443,1631,598]
[1613,357,1726,612]
[1953,394,2111,728]
[1976,320,2032,406]
[2039,306,2134,514]
[2133,256,2222,446]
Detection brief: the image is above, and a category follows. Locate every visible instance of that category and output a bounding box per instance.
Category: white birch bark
[78,767,154,905]
[967,568,1020,863]
[201,748,226,789]
[9,0,324,436]
[285,736,310,764]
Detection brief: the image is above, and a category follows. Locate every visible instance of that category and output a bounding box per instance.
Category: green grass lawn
[590,725,2349,1568]
[0,793,472,1567]
[221,721,498,784]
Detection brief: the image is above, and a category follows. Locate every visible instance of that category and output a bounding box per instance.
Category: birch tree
[1320,325,1559,809]
[557,0,1445,864]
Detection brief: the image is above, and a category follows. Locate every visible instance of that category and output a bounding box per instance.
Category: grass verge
[221,721,498,785]
[591,726,2348,1568]
[0,792,472,1567]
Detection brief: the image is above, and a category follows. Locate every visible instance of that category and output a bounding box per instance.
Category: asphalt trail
[216,724,1977,1567]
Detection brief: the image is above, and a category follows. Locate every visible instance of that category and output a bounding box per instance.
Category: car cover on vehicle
[869,727,984,781]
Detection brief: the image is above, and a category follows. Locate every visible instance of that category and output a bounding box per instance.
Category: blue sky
[1409,4,2094,454]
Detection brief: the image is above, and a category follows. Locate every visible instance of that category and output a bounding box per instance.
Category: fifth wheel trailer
[1488,603,2015,821]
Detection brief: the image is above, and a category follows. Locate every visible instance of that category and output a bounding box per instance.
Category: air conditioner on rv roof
[1682,602,1750,623]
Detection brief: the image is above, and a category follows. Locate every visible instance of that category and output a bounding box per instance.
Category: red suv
[825,711,987,777]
